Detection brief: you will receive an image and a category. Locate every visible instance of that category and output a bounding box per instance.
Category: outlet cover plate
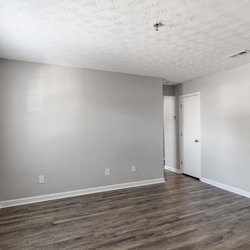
[105,169,111,176]
[132,165,137,173]
[39,175,45,184]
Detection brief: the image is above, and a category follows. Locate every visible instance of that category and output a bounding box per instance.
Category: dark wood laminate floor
[1,171,250,250]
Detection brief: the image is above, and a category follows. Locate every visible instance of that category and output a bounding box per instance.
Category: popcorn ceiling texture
[1,0,250,83]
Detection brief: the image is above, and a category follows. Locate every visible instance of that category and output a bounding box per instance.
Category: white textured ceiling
[1,0,250,83]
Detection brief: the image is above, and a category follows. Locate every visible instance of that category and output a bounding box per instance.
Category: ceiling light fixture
[153,22,163,31]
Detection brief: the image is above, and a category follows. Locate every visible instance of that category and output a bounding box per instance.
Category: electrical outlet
[39,175,45,184]
[105,168,111,176]
[131,165,137,173]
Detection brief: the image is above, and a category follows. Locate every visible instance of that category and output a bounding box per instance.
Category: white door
[180,93,201,178]
[163,96,177,169]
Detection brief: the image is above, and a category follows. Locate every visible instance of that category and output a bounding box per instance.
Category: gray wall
[163,85,175,96]
[0,59,164,201]
[175,63,250,192]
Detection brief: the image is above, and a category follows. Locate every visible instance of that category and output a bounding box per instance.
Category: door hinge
[181,160,182,165]
[180,132,182,136]
[180,104,182,108]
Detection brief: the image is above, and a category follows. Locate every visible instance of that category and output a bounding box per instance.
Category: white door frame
[179,92,201,178]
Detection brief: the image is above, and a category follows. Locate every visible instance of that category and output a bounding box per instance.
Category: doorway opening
[163,96,178,172]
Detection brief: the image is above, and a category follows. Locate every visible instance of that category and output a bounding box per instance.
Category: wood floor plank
[0,170,250,249]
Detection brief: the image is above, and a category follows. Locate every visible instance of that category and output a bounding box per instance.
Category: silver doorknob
[194,139,199,143]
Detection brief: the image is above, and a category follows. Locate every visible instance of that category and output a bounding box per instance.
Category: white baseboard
[200,177,250,198]
[0,178,165,209]
[164,165,182,174]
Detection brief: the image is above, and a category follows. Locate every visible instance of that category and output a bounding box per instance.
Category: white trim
[200,177,250,198]
[164,165,182,174]
[179,92,201,98]
[179,92,201,178]
[0,178,165,209]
